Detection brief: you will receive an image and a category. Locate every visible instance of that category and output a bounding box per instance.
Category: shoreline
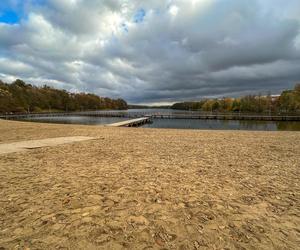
[0,118,299,141]
[0,119,299,249]
[2,117,300,133]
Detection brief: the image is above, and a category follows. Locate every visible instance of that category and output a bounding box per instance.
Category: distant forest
[0,79,128,113]
[1,79,300,114]
[172,84,300,113]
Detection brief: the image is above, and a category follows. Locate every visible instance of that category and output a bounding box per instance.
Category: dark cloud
[0,0,300,104]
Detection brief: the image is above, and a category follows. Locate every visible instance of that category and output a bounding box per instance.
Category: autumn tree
[0,79,128,113]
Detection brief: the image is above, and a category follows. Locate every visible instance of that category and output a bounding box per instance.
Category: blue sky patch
[133,8,146,23]
[0,0,46,25]
[0,10,20,24]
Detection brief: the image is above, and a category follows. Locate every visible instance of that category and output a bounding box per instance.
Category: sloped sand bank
[0,120,299,249]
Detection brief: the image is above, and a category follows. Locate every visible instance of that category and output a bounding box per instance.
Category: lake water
[22,116,128,125]
[143,119,300,131]
[20,109,300,131]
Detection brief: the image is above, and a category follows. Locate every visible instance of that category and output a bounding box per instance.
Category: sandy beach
[0,119,299,249]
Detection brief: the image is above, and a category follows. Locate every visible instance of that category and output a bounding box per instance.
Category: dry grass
[0,119,299,249]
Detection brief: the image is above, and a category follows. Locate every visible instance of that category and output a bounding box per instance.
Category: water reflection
[144,118,300,131]
[19,109,300,131]
[22,116,128,125]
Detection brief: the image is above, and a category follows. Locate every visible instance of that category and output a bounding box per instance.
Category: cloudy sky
[0,0,300,104]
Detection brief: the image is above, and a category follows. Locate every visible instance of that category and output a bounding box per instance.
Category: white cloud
[169,5,179,16]
[0,0,300,103]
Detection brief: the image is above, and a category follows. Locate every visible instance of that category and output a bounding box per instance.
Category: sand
[0,119,299,249]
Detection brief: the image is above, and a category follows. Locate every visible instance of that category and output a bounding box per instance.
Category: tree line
[172,84,300,113]
[0,79,128,113]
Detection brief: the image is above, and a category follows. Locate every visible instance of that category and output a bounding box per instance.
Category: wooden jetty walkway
[1,111,300,121]
[107,117,151,127]
[150,114,300,121]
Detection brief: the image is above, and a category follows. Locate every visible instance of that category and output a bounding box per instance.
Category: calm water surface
[22,116,128,125]
[144,119,300,131]
[20,109,300,131]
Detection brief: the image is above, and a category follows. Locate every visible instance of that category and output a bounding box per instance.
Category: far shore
[0,119,299,249]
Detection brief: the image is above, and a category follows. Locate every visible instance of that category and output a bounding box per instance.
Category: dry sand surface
[0,119,299,250]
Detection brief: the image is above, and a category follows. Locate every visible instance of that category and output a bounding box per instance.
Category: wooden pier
[1,111,300,121]
[107,117,151,127]
[150,114,300,121]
